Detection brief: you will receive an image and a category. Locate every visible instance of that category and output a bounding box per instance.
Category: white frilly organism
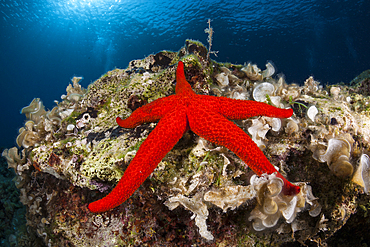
[261,62,275,78]
[76,113,92,129]
[215,72,229,88]
[252,82,282,107]
[352,154,370,194]
[316,138,354,177]
[66,124,75,132]
[16,120,39,148]
[253,82,275,102]
[361,154,370,194]
[248,117,282,149]
[2,147,26,171]
[204,185,256,212]
[203,173,321,233]
[248,173,321,231]
[164,193,213,240]
[248,119,270,149]
[20,98,47,124]
[285,118,299,135]
[215,67,241,89]
[307,105,318,122]
[302,76,320,95]
[141,71,150,81]
[241,63,262,81]
[16,97,63,148]
[330,86,341,100]
[265,117,281,132]
[66,76,85,102]
[241,62,275,81]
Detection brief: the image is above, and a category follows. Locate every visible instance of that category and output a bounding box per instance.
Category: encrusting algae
[2,40,370,246]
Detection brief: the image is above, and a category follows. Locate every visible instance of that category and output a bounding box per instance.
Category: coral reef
[3,41,370,246]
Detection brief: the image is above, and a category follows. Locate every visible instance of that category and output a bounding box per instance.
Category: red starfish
[88,61,300,213]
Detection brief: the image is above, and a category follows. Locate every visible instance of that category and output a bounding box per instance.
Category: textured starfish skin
[88,61,300,213]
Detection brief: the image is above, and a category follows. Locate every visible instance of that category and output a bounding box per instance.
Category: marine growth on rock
[3,41,370,246]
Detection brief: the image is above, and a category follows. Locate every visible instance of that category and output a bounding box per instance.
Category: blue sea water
[0,0,369,148]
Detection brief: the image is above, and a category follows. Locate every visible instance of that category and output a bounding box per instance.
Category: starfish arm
[116,95,178,128]
[175,61,194,95]
[89,108,188,213]
[197,95,293,120]
[188,106,300,195]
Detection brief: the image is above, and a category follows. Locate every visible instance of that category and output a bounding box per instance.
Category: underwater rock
[185,39,208,61]
[4,41,370,246]
[349,68,370,87]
